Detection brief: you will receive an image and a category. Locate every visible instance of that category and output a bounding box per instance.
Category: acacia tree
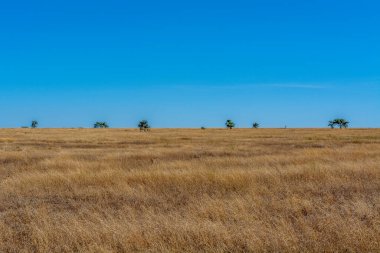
[335,119,349,129]
[225,120,235,129]
[252,122,260,129]
[94,122,109,128]
[31,120,38,128]
[328,119,349,129]
[138,120,150,132]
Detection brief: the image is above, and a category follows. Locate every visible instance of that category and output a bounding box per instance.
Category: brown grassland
[0,128,379,252]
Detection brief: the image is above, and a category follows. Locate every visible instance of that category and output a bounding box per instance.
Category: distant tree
[329,119,349,129]
[31,120,38,128]
[252,122,260,129]
[339,119,349,129]
[328,120,335,129]
[138,120,150,132]
[225,120,235,129]
[201,126,206,130]
[94,122,109,128]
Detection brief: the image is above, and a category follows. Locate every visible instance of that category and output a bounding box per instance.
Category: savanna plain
[0,128,379,252]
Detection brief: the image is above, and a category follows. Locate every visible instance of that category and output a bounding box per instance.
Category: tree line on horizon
[25,118,350,130]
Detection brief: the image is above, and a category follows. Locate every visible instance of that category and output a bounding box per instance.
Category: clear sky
[0,0,379,128]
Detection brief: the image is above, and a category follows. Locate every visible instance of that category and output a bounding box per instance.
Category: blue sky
[0,0,379,128]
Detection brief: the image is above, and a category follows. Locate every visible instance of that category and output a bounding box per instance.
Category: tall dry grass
[0,128,379,252]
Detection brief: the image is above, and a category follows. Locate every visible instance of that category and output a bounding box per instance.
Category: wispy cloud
[173,83,330,91]
[268,84,329,89]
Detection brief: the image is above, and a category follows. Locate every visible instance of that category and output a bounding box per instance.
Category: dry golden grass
[0,128,379,252]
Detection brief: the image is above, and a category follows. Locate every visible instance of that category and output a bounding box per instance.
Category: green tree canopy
[31,120,38,128]
[138,120,150,131]
[328,119,349,129]
[94,122,109,128]
[225,120,235,129]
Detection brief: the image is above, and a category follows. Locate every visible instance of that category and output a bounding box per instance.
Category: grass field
[0,128,379,252]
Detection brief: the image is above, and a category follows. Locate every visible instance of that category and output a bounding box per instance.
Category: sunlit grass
[0,128,379,252]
